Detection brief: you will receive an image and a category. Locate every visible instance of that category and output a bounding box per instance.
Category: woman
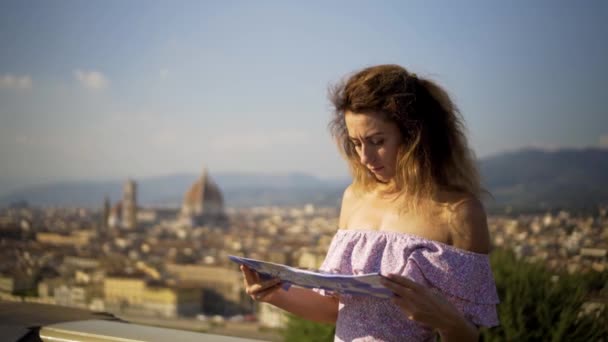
[240,64,499,341]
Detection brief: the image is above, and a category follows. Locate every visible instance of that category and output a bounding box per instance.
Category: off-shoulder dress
[314,229,500,342]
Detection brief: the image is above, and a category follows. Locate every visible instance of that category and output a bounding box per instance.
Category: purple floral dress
[315,229,500,342]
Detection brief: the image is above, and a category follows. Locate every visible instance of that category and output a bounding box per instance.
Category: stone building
[179,168,225,227]
[104,275,202,317]
[122,179,137,229]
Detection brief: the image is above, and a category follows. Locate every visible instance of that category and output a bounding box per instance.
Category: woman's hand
[240,265,283,303]
[380,273,477,339]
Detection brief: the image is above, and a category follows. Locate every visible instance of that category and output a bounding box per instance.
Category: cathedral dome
[180,168,224,224]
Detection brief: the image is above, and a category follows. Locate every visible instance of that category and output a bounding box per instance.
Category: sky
[1,0,607,194]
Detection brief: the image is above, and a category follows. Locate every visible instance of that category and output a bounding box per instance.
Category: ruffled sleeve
[403,245,500,327]
[311,229,500,327]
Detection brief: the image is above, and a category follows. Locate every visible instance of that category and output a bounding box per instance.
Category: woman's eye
[371,139,384,146]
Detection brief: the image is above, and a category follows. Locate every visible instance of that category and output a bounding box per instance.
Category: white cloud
[599,134,608,148]
[74,69,109,90]
[0,74,32,90]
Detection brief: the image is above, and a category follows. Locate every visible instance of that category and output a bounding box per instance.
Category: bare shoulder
[447,195,491,254]
[338,184,357,228]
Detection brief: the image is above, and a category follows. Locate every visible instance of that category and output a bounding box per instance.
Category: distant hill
[0,172,349,208]
[479,147,608,211]
[1,148,607,210]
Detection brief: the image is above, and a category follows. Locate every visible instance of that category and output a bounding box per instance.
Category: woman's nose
[359,145,374,165]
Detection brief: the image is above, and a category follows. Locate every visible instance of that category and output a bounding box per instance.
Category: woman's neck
[372,179,400,198]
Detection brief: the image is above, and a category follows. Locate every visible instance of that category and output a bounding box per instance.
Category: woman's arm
[240,265,339,324]
[266,286,339,324]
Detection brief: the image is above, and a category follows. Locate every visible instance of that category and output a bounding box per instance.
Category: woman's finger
[249,280,281,299]
[385,274,424,292]
[241,265,257,285]
[381,278,415,298]
[392,295,415,317]
[252,269,261,283]
[392,293,432,324]
[248,278,281,293]
[251,282,282,300]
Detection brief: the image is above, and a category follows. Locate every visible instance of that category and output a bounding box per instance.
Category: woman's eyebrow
[348,132,384,140]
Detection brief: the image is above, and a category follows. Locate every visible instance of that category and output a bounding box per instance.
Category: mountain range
[478,148,608,211]
[1,148,607,211]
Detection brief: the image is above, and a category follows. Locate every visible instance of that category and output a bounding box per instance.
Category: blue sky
[1,1,607,194]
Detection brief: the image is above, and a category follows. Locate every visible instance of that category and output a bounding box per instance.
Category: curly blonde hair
[328,64,482,212]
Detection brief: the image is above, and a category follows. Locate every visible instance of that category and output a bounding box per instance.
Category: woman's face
[345,110,403,183]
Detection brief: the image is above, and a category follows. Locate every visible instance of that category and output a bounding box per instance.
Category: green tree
[481,249,607,341]
[283,313,335,342]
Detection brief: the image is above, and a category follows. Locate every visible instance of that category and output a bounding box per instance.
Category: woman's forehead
[345,111,395,135]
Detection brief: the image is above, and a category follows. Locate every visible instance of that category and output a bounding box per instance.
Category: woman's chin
[374,173,392,183]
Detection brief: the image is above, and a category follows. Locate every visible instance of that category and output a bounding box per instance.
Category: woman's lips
[370,166,384,172]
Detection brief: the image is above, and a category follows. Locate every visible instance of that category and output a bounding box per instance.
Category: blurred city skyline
[1,1,607,194]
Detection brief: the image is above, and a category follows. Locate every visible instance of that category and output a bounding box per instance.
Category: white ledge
[39,319,265,342]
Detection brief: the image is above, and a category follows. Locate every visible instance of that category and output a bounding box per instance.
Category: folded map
[229,255,393,299]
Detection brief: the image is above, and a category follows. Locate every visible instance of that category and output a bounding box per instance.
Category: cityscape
[2,1,607,340]
[0,168,606,339]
